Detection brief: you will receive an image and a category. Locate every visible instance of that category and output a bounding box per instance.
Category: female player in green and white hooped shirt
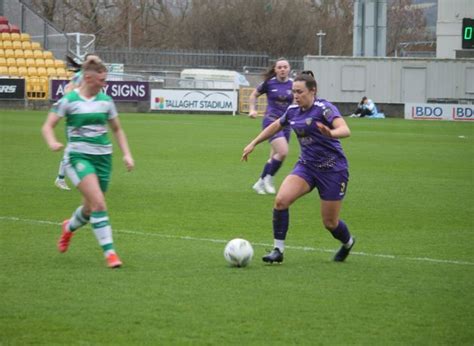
[42,59,134,268]
[54,54,101,191]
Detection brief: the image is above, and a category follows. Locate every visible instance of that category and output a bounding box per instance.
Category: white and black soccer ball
[224,238,254,267]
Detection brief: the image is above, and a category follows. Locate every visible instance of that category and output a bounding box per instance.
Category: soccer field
[1,110,473,345]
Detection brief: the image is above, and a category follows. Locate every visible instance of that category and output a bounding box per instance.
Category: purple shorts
[262,117,291,143]
[291,163,349,201]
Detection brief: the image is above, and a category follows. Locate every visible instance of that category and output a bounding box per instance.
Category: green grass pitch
[0,110,473,344]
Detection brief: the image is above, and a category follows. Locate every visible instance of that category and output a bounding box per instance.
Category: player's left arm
[109,117,135,171]
[317,117,351,139]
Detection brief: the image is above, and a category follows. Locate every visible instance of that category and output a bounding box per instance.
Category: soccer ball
[224,238,254,267]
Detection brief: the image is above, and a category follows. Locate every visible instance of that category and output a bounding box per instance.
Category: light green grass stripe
[1,216,473,266]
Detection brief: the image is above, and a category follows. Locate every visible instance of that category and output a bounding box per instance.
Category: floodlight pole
[317,30,326,56]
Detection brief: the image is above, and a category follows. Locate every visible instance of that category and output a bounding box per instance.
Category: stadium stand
[21,41,31,50]
[20,33,31,42]
[16,57,25,67]
[2,40,12,49]
[0,16,72,99]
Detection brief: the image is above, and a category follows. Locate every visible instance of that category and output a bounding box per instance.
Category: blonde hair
[82,59,107,74]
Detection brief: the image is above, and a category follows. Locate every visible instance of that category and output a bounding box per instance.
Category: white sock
[274,239,285,252]
[343,237,354,249]
[68,206,89,231]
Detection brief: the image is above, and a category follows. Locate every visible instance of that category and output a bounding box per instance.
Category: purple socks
[329,220,351,244]
[273,208,289,240]
[260,158,283,178]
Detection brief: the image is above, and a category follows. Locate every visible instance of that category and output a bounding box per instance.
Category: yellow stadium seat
[1,32,11,40]
[54,59,65,69]
[43,50,53,59]
[33,79,42,92]
[31,42,41,50]
[26,58,36,67]
[26,77,33,92]
[37,67,47,77]
[44,58,54,68]
[8,66,19,76]
[14,49,24,59]
[4,49,14,58]
[35,58,45,68]
[6,57,16,66]
[0,65,8,76]
[20,33,31,42]
[10,33,20,41]
[2,40,12,49]
[23,49,34,59]
[27,66,38,77]
[12,40,22,49]
[56,67,68,78]
[33,50,43,59]
[0,41,3,49]
[21,41,31,50]
[18,66,28,76]
[0,49,4,58]
[47,67,57,77]
[16,57,26,67]
[0,57,6,66]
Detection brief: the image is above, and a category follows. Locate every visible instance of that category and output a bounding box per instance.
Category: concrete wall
[304,55,474,105]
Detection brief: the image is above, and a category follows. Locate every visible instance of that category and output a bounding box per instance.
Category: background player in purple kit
[248,58,293,195]
[242,72,355,263]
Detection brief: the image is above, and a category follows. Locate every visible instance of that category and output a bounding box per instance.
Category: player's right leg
[76,154,121,268]
[77,174,121,268]
[262,174,310,263]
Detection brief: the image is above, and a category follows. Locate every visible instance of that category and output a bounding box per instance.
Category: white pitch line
[1,216,473,266]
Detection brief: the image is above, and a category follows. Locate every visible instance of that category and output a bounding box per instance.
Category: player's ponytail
[295,72,317,91]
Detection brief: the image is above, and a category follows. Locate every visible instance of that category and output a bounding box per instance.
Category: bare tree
[26,0,360,57]
[387,0,429,56]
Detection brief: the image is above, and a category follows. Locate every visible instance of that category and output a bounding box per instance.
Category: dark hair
[66,56,82,72]
[294,73,317,91]
[300,70,314,78]
[66,54,101,72]
[262,57,290,82]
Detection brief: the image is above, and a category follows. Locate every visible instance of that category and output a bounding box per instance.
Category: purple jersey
[280,99,348,172]
[257,77,293,121]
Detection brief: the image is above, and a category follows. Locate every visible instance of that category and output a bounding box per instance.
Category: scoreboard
[462,18,474,49]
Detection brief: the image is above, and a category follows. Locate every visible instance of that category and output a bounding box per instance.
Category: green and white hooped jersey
[55,90,118,155]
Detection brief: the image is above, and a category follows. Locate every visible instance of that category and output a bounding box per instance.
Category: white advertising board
[404,103,474,121]
[150,89,238,113]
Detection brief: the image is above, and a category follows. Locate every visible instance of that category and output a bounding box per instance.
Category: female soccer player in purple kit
[248,58,293,195]
[242,72,355,263]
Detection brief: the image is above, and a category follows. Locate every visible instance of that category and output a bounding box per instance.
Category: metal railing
[2,0,69,59]
[97,48,304,71]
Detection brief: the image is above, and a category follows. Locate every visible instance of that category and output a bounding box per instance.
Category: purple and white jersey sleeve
[256,80,268,95]
[279,104,298,127]
[319,101,342,126]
